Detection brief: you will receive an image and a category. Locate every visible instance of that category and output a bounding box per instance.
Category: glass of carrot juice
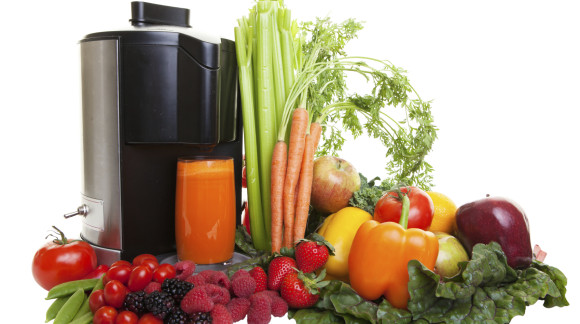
[175,156,236,264]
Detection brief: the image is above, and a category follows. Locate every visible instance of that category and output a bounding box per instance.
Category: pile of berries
[89,238,331,324]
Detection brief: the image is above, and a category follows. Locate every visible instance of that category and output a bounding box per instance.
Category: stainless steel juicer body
[68,2,242,264]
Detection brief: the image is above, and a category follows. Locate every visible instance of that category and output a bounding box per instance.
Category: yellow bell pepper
[317,207,372,282]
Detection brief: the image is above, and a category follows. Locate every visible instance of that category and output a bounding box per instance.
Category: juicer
[64,1,242,264]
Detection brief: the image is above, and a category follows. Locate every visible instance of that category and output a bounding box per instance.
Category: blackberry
[165,308,192,324]
[161,278,195,303]
[122,290,147,316]
[190,311,212,324]
[144,290,175,320]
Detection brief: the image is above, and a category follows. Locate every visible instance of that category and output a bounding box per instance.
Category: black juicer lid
[129,1,191,27]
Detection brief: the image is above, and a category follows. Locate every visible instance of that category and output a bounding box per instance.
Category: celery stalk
[254,0,278,247]
[234,22,268,251]
[270,2,286,127]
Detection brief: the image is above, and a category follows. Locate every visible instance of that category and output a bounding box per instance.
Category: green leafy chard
[288,242,568,324]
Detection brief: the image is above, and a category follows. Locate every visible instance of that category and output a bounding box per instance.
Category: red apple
[455,196,532,269]
[310,156,361,214]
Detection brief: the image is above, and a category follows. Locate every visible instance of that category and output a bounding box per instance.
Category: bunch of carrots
[271,109,321,252]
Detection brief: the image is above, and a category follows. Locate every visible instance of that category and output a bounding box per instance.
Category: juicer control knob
[64,205,89,219]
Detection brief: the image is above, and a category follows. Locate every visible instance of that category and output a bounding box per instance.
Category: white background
[1,0,577,322]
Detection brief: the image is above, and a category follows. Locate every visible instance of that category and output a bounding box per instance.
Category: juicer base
[158,252,250,273]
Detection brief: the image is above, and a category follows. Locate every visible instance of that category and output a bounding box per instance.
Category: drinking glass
[175,156,236,264]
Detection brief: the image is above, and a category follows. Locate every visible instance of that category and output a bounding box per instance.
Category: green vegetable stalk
[235,0,298,251]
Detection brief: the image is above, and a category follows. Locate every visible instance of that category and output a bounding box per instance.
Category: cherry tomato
[140,259,159,272]
[89,289,106,313]
[83,265,109,280]
[94,306,118,324]
[153,263,176,283]
[115,311,139,324]
[373,186,434,230]
[128,265,153,292]
[104,280,128,309]
[111,260,132,268]
[104,265,132,285]
[32,227,97,290]
[132,254,157,266]
[137,313,163,324]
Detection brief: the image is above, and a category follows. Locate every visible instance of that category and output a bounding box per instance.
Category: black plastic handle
[130,1,190,27]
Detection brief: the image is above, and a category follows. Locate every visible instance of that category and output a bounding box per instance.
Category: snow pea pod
[46,278,99,300]
[69,311,93,324]
[45,296,69,323]
[54,288,85,324]
[73,277,104,320]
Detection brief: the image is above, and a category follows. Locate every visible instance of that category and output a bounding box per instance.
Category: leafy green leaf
[406,242,568,323]
[348,173,394,214]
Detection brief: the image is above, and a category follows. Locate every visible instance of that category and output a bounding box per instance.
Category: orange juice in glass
[175,156,236,264]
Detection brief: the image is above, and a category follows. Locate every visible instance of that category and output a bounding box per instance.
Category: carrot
[309,122,322,152]
[270,140,287,253]
[282,107,309,248]
[293,133,315,242]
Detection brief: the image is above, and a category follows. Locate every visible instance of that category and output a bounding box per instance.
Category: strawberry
[242,201,250,234]
[294,236,334,273]
[267,256,297,291]
[249,266,268,292]
[279,270,328,309]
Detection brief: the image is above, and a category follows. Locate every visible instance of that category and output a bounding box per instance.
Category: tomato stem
[47,226,69,245]
[399,195,410,229]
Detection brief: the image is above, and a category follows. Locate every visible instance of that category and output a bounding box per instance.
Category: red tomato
[132,254,157,266]
[89,289,106,313]
[94,306,118,324]
[140,259,159,272]
[83,265,109,280]
[105,265,132,285]
[32,227,97,290]
[111,260,132,268]
[153,263,176,283]
[373,186,434,230]
[137,313,163,324]
[115,311,138,324]
[128,265,153,292]
[104,280,128,309]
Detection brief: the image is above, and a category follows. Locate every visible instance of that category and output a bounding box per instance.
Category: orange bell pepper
[348,194,439,309]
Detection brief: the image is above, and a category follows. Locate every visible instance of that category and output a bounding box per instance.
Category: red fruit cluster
[91,254,178,324]
[179,267,288,324]
[267,240,332,310]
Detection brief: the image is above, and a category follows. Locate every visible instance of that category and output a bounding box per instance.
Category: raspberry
[226,297,250,322]
[232,275,256,298]
[253,290,286,316]
[211,304,233,324]
[175,260,196,280]
[198,270,220,281]
[270,296,288,317]
[161,278,194,303]
[202,284,231,305]
[144,291,175,320]
[181,286,214,313]
[249,267,267,293]
[207,271,231,290]
[247,292,272,324]
[230,269,251,282]
[144,281,162,294]
[259,290,280,301]
[186,274,208,287]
